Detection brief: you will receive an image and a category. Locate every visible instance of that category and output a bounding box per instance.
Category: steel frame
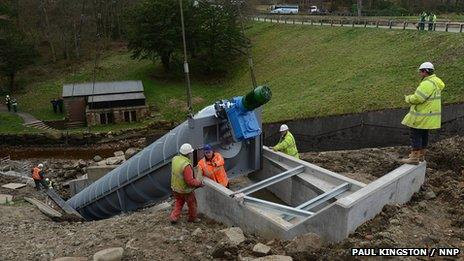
[232,165,305,196]
[235,166,351,219]
[244,196,314,217]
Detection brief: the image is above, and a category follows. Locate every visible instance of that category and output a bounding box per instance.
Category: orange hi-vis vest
[198,152,228,187]
[32,167,42,180]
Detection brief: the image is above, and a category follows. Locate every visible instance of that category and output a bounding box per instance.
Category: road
[252,16,464,33]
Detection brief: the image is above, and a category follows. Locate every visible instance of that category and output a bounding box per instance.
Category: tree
[192,0,247,74]
[125,0,187,72]
[0,30,38,91]
[125,0,246,74]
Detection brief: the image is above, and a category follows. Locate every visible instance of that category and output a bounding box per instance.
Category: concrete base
[69,176,93,196]
[86,165,118,182]
[196,147,425,242]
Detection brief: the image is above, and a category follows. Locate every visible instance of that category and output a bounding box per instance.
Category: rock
[252,255,293,261]
[63,164,74,170]
[252,243,271,256]
[418,202,427,209]
[93,247,124,261]
[97,160,107,166]
[192,228,202,236]
[425,191,437,200]
[211,241,238,259]
[219,227,246,245]
[284,233,322,258]
[124,148,138,159]
[53,257,87,261]
[365,235,374,240]
[78,160,87,168]
[114,151,125,157]
[93,155,103,162]
[106,157,123,166]
[0,194,13,205]
[389,219,400,226]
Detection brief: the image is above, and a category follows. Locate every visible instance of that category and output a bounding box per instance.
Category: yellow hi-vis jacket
[274,131,299,159]
[401,74,445,130]
[171,155,194,194]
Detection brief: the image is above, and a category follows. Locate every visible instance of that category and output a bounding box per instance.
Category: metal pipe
[232,166,305,195]
[244,196,314,217]
[297,182,350,210]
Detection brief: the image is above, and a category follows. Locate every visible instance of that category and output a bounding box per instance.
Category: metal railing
[252,15,464,33]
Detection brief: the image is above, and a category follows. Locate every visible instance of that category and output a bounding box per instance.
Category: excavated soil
[1,137,463,260]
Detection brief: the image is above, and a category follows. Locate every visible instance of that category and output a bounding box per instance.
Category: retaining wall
[263,103,464,152]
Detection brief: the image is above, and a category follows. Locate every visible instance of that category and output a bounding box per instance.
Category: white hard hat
[6,95,9,98]
[419,62,434,71]
[279,124,289,132]
[38,163,44,168]
[179,143,194,155]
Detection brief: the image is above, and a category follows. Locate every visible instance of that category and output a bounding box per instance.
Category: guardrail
[252,15,464,33]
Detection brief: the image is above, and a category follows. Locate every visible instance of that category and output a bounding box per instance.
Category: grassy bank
[0,113,33,133]
[12,21,464,127]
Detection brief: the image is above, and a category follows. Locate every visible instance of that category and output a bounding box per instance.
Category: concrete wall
[86,165,118,182]
[86,105,149,126]
[263,103,464,152]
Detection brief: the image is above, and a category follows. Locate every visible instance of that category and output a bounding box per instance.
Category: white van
[270,5,299,14]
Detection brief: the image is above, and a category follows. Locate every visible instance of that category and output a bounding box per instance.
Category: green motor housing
[242,85,272,111]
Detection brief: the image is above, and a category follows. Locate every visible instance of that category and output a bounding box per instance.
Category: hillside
[10,22,464,126]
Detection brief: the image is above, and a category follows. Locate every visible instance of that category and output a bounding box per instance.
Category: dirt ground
[1,137,463,260]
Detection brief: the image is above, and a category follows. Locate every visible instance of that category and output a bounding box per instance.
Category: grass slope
[14,22,464,125]
[0,113,32,133]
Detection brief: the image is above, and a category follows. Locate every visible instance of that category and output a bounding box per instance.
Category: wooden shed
[62,81,150,126]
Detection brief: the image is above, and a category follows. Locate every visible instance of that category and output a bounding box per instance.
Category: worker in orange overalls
[198,144,229,188]
[31,163,48,191]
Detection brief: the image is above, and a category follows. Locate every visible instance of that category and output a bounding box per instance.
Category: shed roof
[62,81,144,97]
[88,92,146,103]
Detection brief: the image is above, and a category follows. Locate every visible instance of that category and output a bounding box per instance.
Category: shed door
[65,97,86,122]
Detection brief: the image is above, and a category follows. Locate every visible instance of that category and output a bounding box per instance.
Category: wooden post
[376,20,379,28]
[460,24,463,33]
[364,20,367,28]
[352,20,355,27]
[389,20,392,29]
[403,21,407,30]
[445,23,449,32]
[293,19,295,25]
[311,19,313,26]
[331,19,333,27]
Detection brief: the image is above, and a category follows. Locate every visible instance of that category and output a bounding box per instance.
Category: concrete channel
[197,147,425,242]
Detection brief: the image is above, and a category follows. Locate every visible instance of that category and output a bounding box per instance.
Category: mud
[1,136,463,260]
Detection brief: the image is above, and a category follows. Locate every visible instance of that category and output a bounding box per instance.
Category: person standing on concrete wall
[400,62,445,164]
[198,144,229,188]
[170,143,203,224]
[271,124,299,159]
